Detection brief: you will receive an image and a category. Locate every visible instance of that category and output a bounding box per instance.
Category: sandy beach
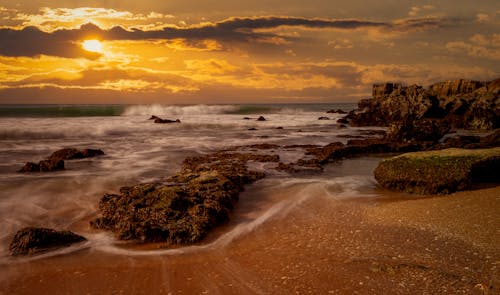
[1,179,498,294]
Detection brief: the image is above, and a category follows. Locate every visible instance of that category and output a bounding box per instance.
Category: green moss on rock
[374,148,500,194]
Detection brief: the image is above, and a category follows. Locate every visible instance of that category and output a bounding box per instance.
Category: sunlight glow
[82,39,103,53]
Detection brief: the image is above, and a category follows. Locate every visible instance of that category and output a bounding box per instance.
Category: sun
[82,39,103,53]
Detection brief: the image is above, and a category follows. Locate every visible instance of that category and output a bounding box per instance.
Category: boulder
[257,116,266,121]
[9,227,86,256]
[374,147,500,194]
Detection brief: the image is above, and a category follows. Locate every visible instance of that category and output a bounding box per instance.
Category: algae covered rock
[91,152,279,244]
[374,148,500,194]
[9,227,86,256]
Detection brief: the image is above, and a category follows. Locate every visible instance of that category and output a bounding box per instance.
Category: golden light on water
[82,39,103,53]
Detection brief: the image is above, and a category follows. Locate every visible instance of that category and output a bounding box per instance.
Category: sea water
[0,103,384,261]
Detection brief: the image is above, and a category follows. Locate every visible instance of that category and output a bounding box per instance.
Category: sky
[0,1,499,104]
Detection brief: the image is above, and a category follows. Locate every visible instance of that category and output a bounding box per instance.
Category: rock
[91,152,279,244]
[248,128,257,131]
[243,117,251,120]
[327,109,347,114]
[374,147,500,194]
[257,116,266,121]
[385,118,451,143]
[276,126,284,129]
[149,115,161,120]
[318,117,330,120]
[339,124,347,128]
[49,148,104,160]
[19,148,104,173]
[154,118,181,124]
[346,78,499,132]
[9,227,86,256]
[337,118,349,124]
[480,129,500,148]
[440,135,481,149]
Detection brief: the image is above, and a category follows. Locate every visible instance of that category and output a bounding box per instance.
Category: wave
[121,104,239,116]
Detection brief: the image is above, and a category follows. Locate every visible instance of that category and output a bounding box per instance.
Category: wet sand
[0,183,498,294]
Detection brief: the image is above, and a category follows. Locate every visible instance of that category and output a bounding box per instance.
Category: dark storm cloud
[0,16,445,57]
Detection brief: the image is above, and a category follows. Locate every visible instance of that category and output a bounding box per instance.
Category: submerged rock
[91,152,279,244]
[318,117,330,120]
[374,147,500,194]
[9,227,86,256]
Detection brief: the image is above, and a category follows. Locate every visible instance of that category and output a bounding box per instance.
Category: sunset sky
[0,1,499,104]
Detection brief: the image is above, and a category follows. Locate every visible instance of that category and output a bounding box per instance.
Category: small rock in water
[318,117,330,120]
[257,116,266,121]
[154,118,181,124]
[18,148,104,173]
[248,127,257,131]
[9,227,86,256]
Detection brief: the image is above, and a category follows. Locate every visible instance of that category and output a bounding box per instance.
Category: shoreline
[1,177,498,294]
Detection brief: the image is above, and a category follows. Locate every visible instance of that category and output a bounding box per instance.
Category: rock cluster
[90,152,279,244]
[19,148,104,172]
[9,227,86,256]
[341,78,500,142]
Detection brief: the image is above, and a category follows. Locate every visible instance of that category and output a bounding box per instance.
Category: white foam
[122,104,239,116]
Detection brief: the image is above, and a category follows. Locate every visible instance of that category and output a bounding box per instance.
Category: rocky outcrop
[342,78,500,142]
[374,147,500,194]
[9,227,86,256]
[90,152,279,244]
[19,148,104,172]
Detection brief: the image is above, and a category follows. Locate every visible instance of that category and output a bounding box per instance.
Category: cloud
[408,5,436,17]
[0,16,448,58]
[446,33,500,60]
[1,6,175,30]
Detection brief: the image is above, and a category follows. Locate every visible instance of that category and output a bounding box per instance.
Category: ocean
[0,103,385,262]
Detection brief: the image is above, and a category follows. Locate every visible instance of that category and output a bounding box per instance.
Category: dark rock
[248,128,257,131]
[18,162,41,173]
[480,129,500,148]
[149,115,161,120]
[39,158,65,172]
[441,135,481,149]
[327,109,347,114]
[385,118,451,143]
[154,118,181,124]
[257,116,266,121]
[339,124,347,128]
[243,117,251,120]
[276,126,284,129]
[49,148,104,160]
[9,227,86,256]
[374,148,500,194]
[91,152,279,244]
[19,148,104,173]
[318,117,330,120]
[337,118,349,124]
